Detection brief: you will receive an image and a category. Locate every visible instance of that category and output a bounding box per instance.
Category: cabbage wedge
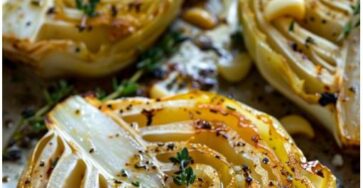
[3,0,182,77]
[19,92,336,187]
[239,0,360,149]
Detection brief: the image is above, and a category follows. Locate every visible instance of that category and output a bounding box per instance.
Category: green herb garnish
[94,87,107,100]
[43,80,73,104]
[351,1,360,15]
[102,31,183,101]
[342,21,353,38]
[4,80,74,155]
[169,148,192,167]
[76,0,100,17]
[169,148,196,186]
[131,181,140,187]
[111,78,139,96]
[289,21,295,32]
[173,167,196,186]
[305,36,315,46]
[137,31,183,72]
[343,2,360,39]
[226,105,236,111]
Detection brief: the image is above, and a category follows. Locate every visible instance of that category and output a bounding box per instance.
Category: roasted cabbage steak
[3,0,182,77]
[239,0,360,148]
[18,92,336,187]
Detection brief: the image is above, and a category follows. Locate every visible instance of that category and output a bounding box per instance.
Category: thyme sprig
[3,31,184,156]
[101,31,184,101]
[3,80,74,155]
[169,148,196,186]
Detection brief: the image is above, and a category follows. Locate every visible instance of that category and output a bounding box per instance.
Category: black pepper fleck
[47,7,55,14]
[316,170,324,178]
[111,5,118,17]
[196,120,211,129]
[209,109,218,113]
[2,176,10,183]
[319,92,338,106]
[39,161,45,167]
[245,176,252,184]
[166,143,175,151]
[291,42,298,51]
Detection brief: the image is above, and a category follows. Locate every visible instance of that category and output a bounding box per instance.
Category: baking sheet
[2,63,359,187]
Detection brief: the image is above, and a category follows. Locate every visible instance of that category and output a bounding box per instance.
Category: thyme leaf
[343,2,360,38]
[131,181,140,187]
[95,87,107,99]
[289,20,295,32]
[137,31,184,72]
[351,1,360,15]
[169,148,196,186]
[76,0,100,17]
[342,21,353,38]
